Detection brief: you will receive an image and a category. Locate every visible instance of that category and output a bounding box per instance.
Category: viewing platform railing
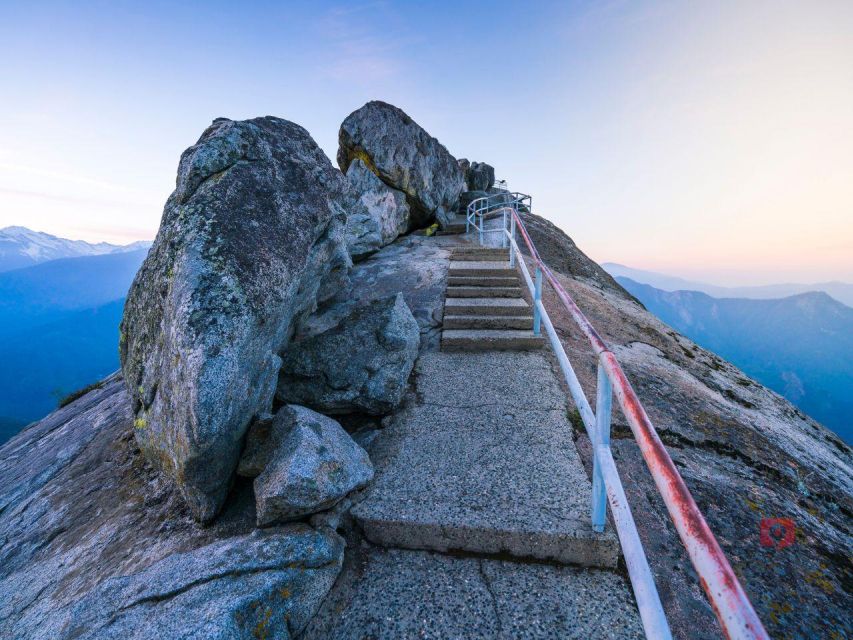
[465,190,769,640]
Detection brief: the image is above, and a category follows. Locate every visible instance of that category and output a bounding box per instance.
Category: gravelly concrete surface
[351,351,619,567]
[301,540,644,639]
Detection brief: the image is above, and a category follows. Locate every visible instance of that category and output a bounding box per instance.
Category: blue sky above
[1,0,851,285]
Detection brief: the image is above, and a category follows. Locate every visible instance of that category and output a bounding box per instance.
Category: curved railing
[470,189,769,640]
[466,190,530,243]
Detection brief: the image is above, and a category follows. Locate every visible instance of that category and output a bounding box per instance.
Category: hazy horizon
[2,0,851,286]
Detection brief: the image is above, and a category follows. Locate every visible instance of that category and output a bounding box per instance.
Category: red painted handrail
[509,209,769,640]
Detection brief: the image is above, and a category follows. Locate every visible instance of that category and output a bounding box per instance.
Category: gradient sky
[1,0,851,285]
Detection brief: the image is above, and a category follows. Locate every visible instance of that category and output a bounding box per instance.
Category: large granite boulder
[337,101,465,228]
[344,159,410,261]
[456,158,495,191]
[239,405,373,525]
[58,526,343,639]
[467,161,495,191]
[119,116,351,522]
[277,294,419,415]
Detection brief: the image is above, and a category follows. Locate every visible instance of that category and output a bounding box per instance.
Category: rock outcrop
[2,95,850,638]
[119,116,350,522]
[240,405,374,525]
[514,213,852,639]
[337,101,465,228]
[59,525,343,639]
[1,217,850,638]
[343,159,410,261]
[278,294,419,415]
[0,376,345,640]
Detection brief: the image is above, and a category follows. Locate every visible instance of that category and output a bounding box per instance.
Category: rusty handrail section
[470,186,769,639]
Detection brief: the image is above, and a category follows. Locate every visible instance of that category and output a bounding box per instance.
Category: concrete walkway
[304,236,644,638]
[302,543,644,640]
[352,351,619,566]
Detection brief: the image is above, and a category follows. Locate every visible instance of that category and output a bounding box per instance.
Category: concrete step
[446,286,522,298]
[351,352,620,568]
[450,249,511,261]
[444,297,529,316]
[437,223,467,236]
[443,314,533,330]
[447,275,519,287]
[441,329,545,352]
[448,261,515,277]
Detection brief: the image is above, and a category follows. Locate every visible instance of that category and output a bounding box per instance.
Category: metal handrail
[478,196,769,640]
[465,189,531,243]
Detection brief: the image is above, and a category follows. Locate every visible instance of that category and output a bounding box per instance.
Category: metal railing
[464,190,769,640]
[465,189,530,245]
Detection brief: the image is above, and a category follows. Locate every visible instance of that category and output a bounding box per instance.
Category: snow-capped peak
[0,226,152,273]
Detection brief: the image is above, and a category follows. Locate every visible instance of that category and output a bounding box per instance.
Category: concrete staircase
[441,246,545,352]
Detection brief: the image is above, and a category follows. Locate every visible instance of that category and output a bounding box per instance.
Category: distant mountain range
[0,225,150,272]
[0,236,150,443]
[615,276,853,443]
[603,263,853,308]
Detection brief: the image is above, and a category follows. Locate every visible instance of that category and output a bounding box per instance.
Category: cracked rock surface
[343,158,410,261]
[58,525,343,640]
[302,538,643,639]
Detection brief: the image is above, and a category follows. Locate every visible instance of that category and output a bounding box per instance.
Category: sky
[1,0,851,286]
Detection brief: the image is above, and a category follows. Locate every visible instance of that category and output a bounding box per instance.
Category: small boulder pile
[120,116,353,523]
[118,108,445,529]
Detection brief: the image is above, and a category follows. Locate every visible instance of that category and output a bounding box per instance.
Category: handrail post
[509,214,516,267]
[533,267,542,336]
[592,360,612,532]
[501,209,507,248]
